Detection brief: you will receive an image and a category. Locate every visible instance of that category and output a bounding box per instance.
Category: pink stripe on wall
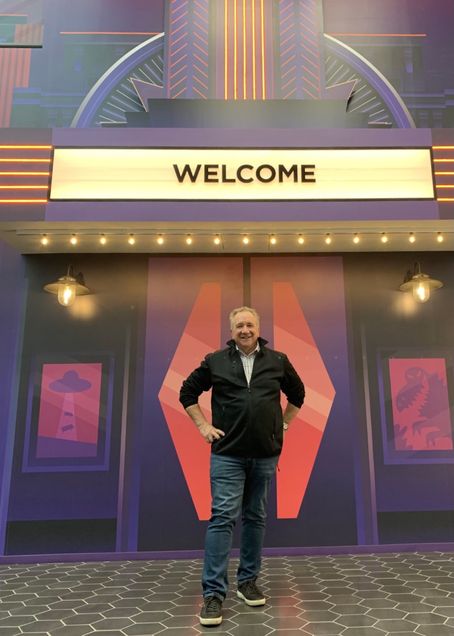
[0,48,31,126]
[15,23,43,46]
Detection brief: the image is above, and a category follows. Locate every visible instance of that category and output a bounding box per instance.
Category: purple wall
[1,251,454,556]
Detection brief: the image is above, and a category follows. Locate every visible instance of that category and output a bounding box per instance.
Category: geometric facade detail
[278,0,325,99]
[158,283,221,520]
[164,0,210,98]
[213,0,275,99]
[274,282,335,518]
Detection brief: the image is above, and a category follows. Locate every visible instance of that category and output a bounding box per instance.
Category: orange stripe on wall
[234,0,238,99]
[260,0,265,98]
[0,171,50,175]
[0,199,48,204]
[224,0,228,99]
[0,145,52,149]
[0,158,51,163]
[60,31,159,36]
[327,32,426,37]
[252,0,256,98]
[243,0,247,99]
[0,185,48,189]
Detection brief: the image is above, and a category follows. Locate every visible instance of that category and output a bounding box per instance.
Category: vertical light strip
[243,0,247,99]
[260,0,266,98]
[224,0,228,99]
[233,0,238,99]
[116,326,131,551]
[252,0,256,99]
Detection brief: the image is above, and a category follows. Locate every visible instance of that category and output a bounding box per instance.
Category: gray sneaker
[237,580,266,606]
[199,595,223,626]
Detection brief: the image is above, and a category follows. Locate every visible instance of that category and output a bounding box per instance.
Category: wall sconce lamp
[44,266,90,307]
[399,262,443,303]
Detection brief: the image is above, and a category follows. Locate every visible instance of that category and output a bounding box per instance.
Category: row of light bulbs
[39,232,448,247]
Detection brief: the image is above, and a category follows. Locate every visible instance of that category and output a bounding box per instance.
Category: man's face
[231,311,259,354]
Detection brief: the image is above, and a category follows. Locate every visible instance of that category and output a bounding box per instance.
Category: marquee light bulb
[381,233,388,243]
[213,235,221,245]
[186,235,193,245]
[70,234,78,245]
[157,235,164,245]
[353,233,360,244]
[128,234,135,245]
[99,234,107,245]
[437,232,444,243]
[297,235,305,245]
[325,233,332,245]
[242,235,250,245]
[409,232,416,243]
[270,235,277,245]
[40,234,49,246]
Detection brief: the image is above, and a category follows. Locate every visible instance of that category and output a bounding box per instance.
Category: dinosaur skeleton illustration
[394,365,452,450]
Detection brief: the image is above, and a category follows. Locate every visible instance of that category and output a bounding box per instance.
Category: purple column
[0,241,26,554]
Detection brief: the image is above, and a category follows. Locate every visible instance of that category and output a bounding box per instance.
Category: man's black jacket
[179,337,305,458]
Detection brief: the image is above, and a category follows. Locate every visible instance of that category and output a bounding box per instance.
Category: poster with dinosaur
[380,355,454,463]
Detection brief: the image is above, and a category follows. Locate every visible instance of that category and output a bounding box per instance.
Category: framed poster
[22,353,114,472]
[378,350,454,464]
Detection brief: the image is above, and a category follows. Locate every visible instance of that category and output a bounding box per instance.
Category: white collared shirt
[236,343,260,386]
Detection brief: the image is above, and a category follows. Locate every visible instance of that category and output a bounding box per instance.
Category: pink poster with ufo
[389,358,453,452]
[36,363,102,458]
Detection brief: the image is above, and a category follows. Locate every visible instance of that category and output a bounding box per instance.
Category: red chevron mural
[159,280,334,520]
[158,282,220,520]
[274,282,335,518]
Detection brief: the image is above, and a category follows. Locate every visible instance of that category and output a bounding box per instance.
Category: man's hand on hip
[199,423,225,444]
[185,404,225,444]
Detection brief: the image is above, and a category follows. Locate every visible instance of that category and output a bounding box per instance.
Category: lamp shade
[44,268,90,307]
[399,264,443,303]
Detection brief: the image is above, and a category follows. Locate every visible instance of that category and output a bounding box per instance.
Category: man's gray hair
[229,306,260,329]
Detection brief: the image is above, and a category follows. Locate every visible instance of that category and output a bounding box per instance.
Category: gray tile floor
[2,552,454,635]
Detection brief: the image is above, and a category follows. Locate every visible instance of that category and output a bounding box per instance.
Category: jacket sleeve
[179,355,213,409]
[280,355,305,408]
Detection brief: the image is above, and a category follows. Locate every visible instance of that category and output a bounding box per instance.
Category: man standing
[179,306,305,627]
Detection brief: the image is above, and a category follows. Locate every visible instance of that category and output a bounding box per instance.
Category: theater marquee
[50,148,434,201]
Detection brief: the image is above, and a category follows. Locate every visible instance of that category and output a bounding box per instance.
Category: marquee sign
[50,147,434,201]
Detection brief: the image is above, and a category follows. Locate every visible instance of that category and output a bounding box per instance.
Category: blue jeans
[202,453,278,600]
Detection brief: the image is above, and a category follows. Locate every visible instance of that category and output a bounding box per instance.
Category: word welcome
[173,163,316,184]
